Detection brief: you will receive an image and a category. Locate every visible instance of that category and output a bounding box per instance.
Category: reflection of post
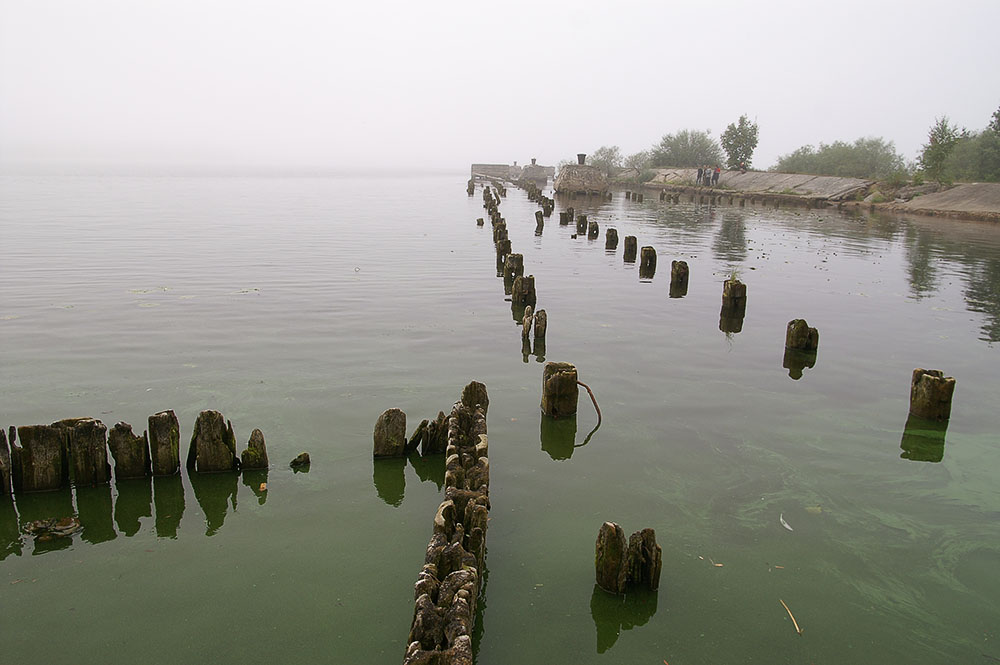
[590,584,623,654]
[76,485,117,544]
[782,348,817,380]
[372,457,406,507]
[899,415,948,462]
[114,477,153,536]
[0,498,21,561]
[153,475,185,538]
[189,471,237,536]
[242,469,269,505]
[540,413,578,460]
[407,452,444,490]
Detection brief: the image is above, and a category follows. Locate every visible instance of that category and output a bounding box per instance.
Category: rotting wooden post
[541,361,578,418]
[636,192,644,203]
[186,410,239,473]
[12,425,68,492]
[627,528,663,591]
[535,210,544,233]
[476,217,484,226]
[521,305,534,339]
[595,521,628,594]
[567,207,575,222]
[534,309,547,340]
[503,253,524,282]
[670,260,689,297]
[909,369,956,421]
[108,422,150,479]
[739,198,746,207]
[785,319,819,351]
[720,278,747,333]
[576,214,588,235]
[588,221,599,240]
[623,236,638,263]
[373,408,407,458]
[148,410,181,476]
[659,190,666,201]
[512,274,537,308]
[52,418,111,486]
[605,228,618,250]
[559,211,569,225]
[625,191,632,201]
[0,428,11,497]
[639,246,657,279]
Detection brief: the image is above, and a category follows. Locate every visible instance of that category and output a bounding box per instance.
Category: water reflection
[372,452,448,506]
[711,212,747,263]
[540,414,577,460]
[782,348,818,380]
[902,224,939,300]
[589,584,658,653]
[188,472,238,536]
[114,477,152,536]
[242,470,270,505]
[153,475,185,538]
[15,490,75,555]
[76,485,116,544]
[899,415,948,463]
[963,257,1000,342]
[373,457,406,507]
[0,499,22,560]
[719,311,745,334]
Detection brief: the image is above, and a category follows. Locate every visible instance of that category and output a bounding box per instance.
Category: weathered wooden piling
[12,425,68,492]
[625,191,632,200]
[148,410,181,476]
[721,278,747,315]
[108,422,150,479]
[404,384,490,665]
[52,418,111,486]
[595,522,663,595]
[240,429,269,469]
[639,246,657,279]
[636,192,644,203]
[576,214,588,235]
[559,211,569,225]
[595,521,628,594]
[373,408,407,458]
[623,236,637,262]
[605,228,618,250]
[669,260,689,297]
[659,190,666,201]
[521,305,534,339]
[476,217,484,226]
[421,411,449,455]
[588,220,599,240]
[535,210,544,233]
[909,369,956,422]
[186,410,239,473]
[541,361,578,418]
[290,452,310,468]
[567,207,575,222]
[503,253,524,282]
[534,309,547,340]
[785,319,819,351]
[511,274,537,308]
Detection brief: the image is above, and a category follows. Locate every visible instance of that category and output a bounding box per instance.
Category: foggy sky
[1,0,997,173]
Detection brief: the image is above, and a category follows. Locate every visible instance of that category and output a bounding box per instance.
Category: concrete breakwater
[403,382,490,665]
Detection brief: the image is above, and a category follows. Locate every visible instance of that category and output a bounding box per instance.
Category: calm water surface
[1,174,998,664]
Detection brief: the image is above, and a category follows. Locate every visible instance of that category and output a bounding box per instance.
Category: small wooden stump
[576,215,588,235]
[241,429,269,469]
[186,410,239,473]
[669,260,689,298]
[623,236,638,263]
[541,361,578,418]
[148,410,181,476]
[588,221,599,240]
[785,319,819,351]
[534,309,547,340]
[595,522,628,594]
[909,369,956,421]
[108,422,150,479]
[53,418,111,486]
[373,408,407,458]
[639,246,656,279]
[503,253,524,282]
[721,278,747,315]
[512,275,537,308]
[605,228,618,250]
[559,211,569,225]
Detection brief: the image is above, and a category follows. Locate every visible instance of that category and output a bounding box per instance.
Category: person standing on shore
[696,166,703,185]
[712,166,721,186]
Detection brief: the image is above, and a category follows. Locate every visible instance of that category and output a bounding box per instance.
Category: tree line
[578,105,999,184]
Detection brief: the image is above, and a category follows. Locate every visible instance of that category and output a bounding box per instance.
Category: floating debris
[23,517,82,541]
[779,598,803,635]
[780,513,794,531]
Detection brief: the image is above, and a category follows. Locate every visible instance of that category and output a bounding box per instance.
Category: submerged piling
[623,236,637,263]
[639,246,657,279]
[605,228,618,250]
[588,220,599,240]
[669,260,689,297]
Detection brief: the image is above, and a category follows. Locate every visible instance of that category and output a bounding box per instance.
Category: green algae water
[1,173,999,664]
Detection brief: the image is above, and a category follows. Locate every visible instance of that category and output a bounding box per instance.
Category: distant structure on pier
[554,153,608,195]
[470,158,554,184]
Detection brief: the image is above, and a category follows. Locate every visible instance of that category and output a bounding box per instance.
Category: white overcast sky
[1,0,997,172]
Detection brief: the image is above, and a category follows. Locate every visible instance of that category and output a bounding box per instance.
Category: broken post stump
[461,380,490,415]
[289,452,310,468]
[670,260,689,297]
[12,424,68,492]
[421,411,448,455]
[623,236,637,262]
[52,418,111,486]
[785,319,819,351]
[639,246,657,279]
[108,422,150,479]
[534,309,547,340]
[148,410,181,476]
[605,228,618,250]
[0,428,12,497]
[588,221,599,240]
[559,211,569,225]
[240,429,269,469]
[626,528,663,591]
[503,253,524,282]
[595,521,628,594]
[511,274,537,308]
[373,408,407,458]
[541,361,578,418]
[186,410,239,473]
[522,305,534,339]
[576,214,588,235]
[721,278,747,315]
[909,369,956,421]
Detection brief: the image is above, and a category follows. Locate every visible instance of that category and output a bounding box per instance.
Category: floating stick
[779,599,803,635]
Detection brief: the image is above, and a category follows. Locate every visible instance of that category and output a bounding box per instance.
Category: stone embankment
[888,183,1000,222]
[648,168,872,201]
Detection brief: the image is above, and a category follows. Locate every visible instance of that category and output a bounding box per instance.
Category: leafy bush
[774,137,907,180]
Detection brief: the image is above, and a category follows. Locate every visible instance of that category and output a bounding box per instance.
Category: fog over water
[1,0,998,172]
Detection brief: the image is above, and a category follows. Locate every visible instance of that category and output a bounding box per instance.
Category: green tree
[774,137,907,180]
[588,145,623,177]
[989,105,1000,134]
[650,129,723,168]
[720,115,759,169]
[623,150,652,183]
[919,116,964,183]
